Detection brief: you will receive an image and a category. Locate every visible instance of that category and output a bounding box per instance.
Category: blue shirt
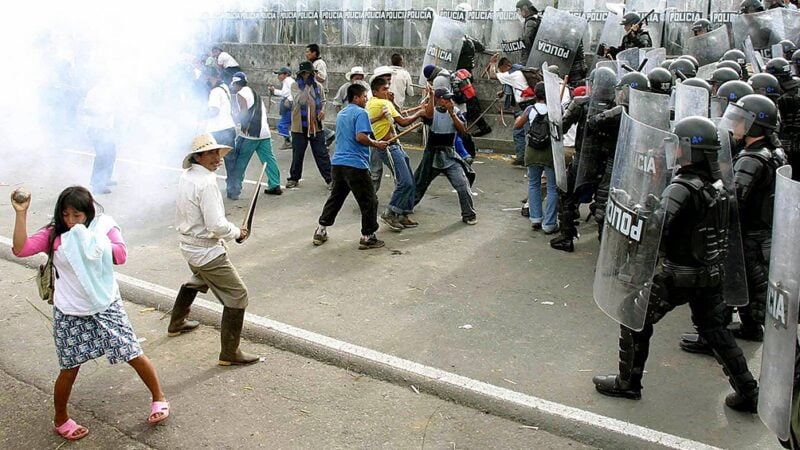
[332,103,373,169]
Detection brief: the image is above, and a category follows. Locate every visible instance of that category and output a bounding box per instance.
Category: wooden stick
[387,122,423,143]
[466,97,501,132]
[400,104,425,115]
[240,161,269,237]
[559,75,570,101]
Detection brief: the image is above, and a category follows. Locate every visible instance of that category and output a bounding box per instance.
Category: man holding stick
[366,76,425,231]
[313,84,390,250]
[168,133,260,366]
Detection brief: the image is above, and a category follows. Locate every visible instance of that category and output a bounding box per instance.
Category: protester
[80,83,117,195]
[230,71,282,197]
[488,54,535,165]
[366,76,424,231]
[387,54,414,109]
[514,82,558,234]
[313,83,389,249]
[414,88,477,225]
[11,186,169,441]
[269,67,295,149]
[171,133,260,366]
[332,66,371,111]
[212,46,242,86]
[305,43,335,147]
[288,61,332,189]
[202,66,238,199]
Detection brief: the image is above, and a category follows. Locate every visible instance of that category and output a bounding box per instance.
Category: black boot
[218,307,260,366]
[679,332,714,356]
[728,320,764,342]
[167,285,200,337]
[593,326,649,400]
[703,328,759,413]
[724,375,759,413]
[549,235,574,252]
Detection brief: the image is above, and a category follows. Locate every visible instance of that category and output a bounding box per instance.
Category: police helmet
[716,80,754,104]
[661,59,674,70]
[710,67,741,87]
[739,0,765,13]
[778,40,798,60]
[647,68,674,94]
[680,55,700,70]
[672,116,722,177]
[738,94,779,135]
[590,66,618,102]
[620,12,641,27]
[793,49,800,69]
[717,60,743,78]
[765,57,792,78]
[682,77,712,94]
[691,19,711,35]
[747,73,781,100]
[615,71,648,106]
[720,49,747,66]
[670,59,697,78]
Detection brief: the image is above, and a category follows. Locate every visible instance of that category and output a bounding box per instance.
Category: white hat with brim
[345,66,367,80]
[183,133,232,169]
[369,65,394,82]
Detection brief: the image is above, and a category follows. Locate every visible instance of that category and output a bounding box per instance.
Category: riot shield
[542,64,568,191]
[382,0,408,47]
[709,0,739,36]
[296,0,322,45]
[526,7,588,77]
[438,0,493,47]
[403,0,435,48]
[718,131,749,306]
[758,165,800,442]
[489,0,523,58]
[674,82,709,122]
[263,4,284,44]
[418,15,466,84]
[321,0,344,45]
[278,4,298,44]
[697,62,718,80]
[580,0,614,53]
[744,36,764,74]
[629,89,671,131]
[686,24,732,67]
[363,0,387,46]
[236,11,265,44]
[783,9,800,48]
[733,9,785,51]
[663,0,710,55]
[616,48,640,71]
[577,66,619,189]
[595,9,625,56]
[626,0,666,48]
[642,48,666,74]
[594,112,678,331]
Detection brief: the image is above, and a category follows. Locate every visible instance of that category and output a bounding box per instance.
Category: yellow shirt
[366,97,399,140]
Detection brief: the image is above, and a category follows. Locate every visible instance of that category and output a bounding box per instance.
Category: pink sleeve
[107,227,127,265]
[16,227,54,257]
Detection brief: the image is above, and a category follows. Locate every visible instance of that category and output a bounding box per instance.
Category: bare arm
[356,132,388,150]
[11,193,30,255]
[393,111,421,127]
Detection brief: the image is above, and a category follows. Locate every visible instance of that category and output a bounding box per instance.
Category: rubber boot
[167,285,200,337]
[679,332,714,356]
[593,326,648,400]
[218,307,259,366]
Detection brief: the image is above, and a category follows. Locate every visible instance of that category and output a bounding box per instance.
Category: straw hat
[183,133,232,169]
[345,66,366,80]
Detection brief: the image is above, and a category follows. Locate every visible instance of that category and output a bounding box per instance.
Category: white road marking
[0,234,718,450]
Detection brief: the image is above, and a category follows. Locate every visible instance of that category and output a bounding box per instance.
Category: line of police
[508,1,800,446]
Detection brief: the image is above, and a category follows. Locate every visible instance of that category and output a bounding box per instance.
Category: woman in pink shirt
[11,186,169,441]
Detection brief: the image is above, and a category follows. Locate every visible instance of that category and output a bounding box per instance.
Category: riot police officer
[768,59,800,177]
[740,0,765,13]
[692,18,711,36]
[775,40,798,61]
[648,68,674,95]
[748,72,782,103]
[515,0,541,64]
[710,67,741,94]
[587,71,648,240]
[721,49,750,80]
[766,58,799,95]
[669,58,697,79]
[710,80,754,117]
[717,60,744,79]
[593,116,760,413]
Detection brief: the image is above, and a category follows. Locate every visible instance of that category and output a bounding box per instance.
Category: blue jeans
[528,164,558,231]
[277,100,291,138]
[513,118,529,162]
[376,144,415,215]
[88,128,116,192]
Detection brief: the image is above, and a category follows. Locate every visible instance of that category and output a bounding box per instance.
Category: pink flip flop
[148,401,170,425]
[54,418,89,441]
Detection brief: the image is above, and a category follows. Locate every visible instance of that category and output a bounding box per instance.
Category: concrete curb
[0,241,718,450]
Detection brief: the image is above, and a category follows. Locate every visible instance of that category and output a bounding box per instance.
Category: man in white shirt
[212,46,242,86]
[169,133,260,366]
[269,67,295,148]
[230,71,282,197]
[203,67,238,198]
[388,54,414,109]
[488,55,535,165]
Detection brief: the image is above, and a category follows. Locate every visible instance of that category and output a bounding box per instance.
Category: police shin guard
[593,325,650,400]
[703,328,759,413]
[550,192,578,252]
[167,285,201,337]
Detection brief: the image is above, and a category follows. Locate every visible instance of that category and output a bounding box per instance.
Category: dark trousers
[88,128,116,191]
[465,96,489,132]
[290,131,332,183]
[221,66,242,86]
[318,165,379,236]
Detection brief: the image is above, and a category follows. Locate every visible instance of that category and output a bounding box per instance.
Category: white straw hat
[183,133,232,169]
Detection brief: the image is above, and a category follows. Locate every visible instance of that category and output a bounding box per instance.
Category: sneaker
[398,215,418,228]
[313,228,328,246]
[286,180,299,188]
[358,235,385,250]
[462,216,478,225]
[543,225,560,235]
[521,206,529,217]
[531,222,542,230]
[511,159,524,166]
[282,138,292,149]
[380,211,404,232]
[465,157,474,165]
[264,186,283,195]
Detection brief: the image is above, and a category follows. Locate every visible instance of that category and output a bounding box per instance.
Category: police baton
[625,9,655,36]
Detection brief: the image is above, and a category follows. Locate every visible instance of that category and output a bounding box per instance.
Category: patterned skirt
[53,299,143,369]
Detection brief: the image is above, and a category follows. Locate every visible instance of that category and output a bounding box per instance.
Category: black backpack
[527,108,550,150]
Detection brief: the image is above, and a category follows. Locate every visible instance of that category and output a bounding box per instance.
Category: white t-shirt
[238,86,271,139]
[388,66,414,108]
[497,70,531,104]
[275,77,294,101]
[217,52,239,68]
[206,84,236,132]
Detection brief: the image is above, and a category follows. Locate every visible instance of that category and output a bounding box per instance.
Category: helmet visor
[672,136,695,169]
[710,96,727,119]
[718,102,755,139]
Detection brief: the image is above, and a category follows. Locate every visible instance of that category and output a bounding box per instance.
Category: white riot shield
[489,0,523,57]
[642,48,666,74]
[733,9,786,51]
[296,0,322,45]
[278,4,298,44]
[577,66,619,189]
[237,11,265,44]
[686,24,732,67]
[709,0,739,36]
[594,112,678,331]
[263,4,285,44]
[382,0,408,47]
[363,0,386,47]
[616,48,640,71]
[403,0,435,48]
[321,0,344,45]
[663,0,710,55]
[468,0,494,47]
[526,7,588,77]
[674,83,709,122]
[627,0,667,48]
[543,64,568,191]
[596,10,625,55]
[718,132,749,307]
[418,15,466,84]
[629,90,671,131]
[783,9,800,47]
[759,165,800,442]
[744,36,764,74]
[697,62,718,81]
